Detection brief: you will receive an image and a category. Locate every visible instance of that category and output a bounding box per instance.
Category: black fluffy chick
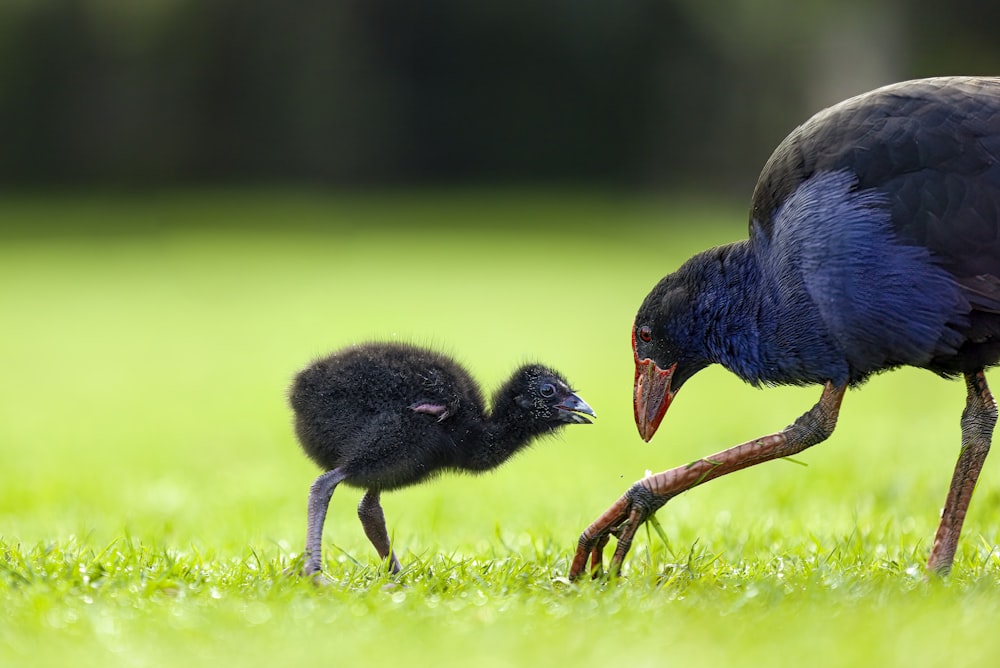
[290,341,595,575]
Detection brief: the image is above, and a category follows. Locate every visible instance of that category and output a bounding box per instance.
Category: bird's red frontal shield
[633,355,676,442]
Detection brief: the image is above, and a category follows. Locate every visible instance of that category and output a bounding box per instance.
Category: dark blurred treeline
[2,0,999,193]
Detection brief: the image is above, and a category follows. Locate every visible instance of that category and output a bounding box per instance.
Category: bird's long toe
[607,505,650,577]
[569,495,637,580]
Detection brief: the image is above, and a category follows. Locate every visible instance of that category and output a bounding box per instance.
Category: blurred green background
[5,2,1000,667]
[5,193,1000,668]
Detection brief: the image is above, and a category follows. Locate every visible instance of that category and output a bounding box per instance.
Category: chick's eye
[638,326,652,343]
[540,383,556,398]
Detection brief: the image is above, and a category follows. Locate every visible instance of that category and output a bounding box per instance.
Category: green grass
[3,190,1000,667]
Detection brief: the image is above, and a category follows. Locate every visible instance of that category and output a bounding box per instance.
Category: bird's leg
[303,468,346,577]
[569,381,845,580]
[927,370,997,574]
[358,489,402,574]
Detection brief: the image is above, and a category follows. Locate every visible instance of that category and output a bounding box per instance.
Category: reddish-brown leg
[569,382,845,580]
[926,370,996,574]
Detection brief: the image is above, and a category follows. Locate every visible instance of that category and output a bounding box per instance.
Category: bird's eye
[638,326,652,343]
[540,383,556,398]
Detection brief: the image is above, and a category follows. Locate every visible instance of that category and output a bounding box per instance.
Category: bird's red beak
[634,354,677,442]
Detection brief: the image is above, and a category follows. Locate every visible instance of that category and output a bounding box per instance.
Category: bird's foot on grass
[282,554,336,586]
[568,482,667,580]
[297,564,338,587]
[308,571,337,587]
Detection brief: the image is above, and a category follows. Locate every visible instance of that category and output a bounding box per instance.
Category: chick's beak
[556,392,596,424]
[634,356,677,442]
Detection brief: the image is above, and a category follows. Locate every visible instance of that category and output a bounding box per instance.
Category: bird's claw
[568,482,663,580]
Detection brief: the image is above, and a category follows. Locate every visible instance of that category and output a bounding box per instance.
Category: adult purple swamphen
[289,341,595,576]
[570,76,1000,579]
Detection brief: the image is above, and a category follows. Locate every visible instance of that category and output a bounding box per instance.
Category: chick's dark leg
[303,468,347,576]
[927,370,997,574]
[570,381,845,580]
[358,489,402,574]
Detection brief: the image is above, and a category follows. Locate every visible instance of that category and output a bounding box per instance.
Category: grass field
[3,190,1000,667]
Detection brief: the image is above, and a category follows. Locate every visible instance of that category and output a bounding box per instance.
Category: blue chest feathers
[752,170,969,385]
